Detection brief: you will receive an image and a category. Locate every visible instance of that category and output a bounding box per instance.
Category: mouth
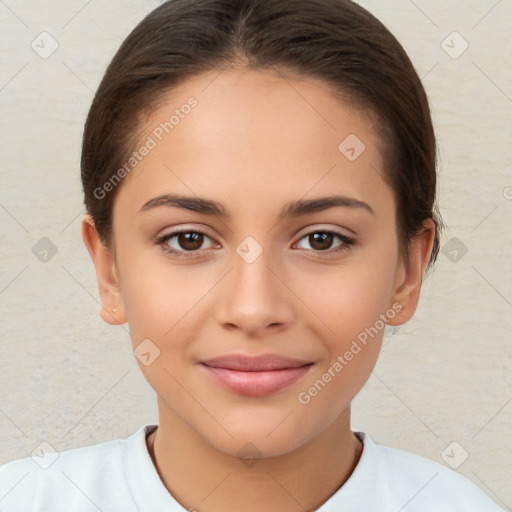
[199,354,314,396]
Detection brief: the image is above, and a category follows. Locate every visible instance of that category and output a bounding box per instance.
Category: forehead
[116,67,392,220]
[142,66,380,156]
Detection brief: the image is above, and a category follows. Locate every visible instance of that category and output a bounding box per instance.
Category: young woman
[0,0,506,510]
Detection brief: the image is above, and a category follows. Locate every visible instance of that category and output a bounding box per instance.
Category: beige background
[0,0,511,508]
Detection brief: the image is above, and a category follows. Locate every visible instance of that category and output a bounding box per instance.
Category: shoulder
[361,433,505,511]
[0,429,141,512]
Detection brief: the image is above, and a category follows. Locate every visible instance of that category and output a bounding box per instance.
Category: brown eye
[308,232,335,251]
[296,230,355,254]
[156,229,217,258]
[175,232,205,251]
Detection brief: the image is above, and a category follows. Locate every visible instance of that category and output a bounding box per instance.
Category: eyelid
[156,224,353,244]
[155,224,218,241]
[154,223,356,259]
[293,227,355,253]
[154,225,219,249]
[296,223,356,239]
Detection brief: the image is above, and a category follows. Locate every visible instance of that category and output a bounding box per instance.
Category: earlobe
[387,219,436,327]
[81,215,127,325]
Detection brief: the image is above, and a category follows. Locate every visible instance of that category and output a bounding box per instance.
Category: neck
[147,401,363,512]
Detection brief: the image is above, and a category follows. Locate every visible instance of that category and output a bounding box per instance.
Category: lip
[201,354,312,371]
[199,354,314,396]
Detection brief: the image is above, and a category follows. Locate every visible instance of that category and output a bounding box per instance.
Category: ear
[81,214,127,325]
[387,218,436,326]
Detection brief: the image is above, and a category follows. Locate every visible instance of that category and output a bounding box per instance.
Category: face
[85,67,430,458]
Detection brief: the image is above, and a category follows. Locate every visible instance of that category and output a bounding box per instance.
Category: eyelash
[154,228,355,259]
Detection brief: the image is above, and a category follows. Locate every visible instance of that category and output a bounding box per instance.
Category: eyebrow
[139,193,375,219]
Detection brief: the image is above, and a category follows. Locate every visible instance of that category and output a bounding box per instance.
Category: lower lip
[200,364,313,396]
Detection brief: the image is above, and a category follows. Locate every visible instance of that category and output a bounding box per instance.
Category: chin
[197,414,320,461]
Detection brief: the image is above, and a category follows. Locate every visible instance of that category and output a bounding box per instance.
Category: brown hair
[81,0,442,268]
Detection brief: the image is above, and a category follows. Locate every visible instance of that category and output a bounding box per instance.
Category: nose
[214,245,295,337]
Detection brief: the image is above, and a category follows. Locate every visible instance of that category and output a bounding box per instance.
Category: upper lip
[200,354,313,371]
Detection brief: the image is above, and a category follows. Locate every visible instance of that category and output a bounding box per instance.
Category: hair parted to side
[81,0,442,269]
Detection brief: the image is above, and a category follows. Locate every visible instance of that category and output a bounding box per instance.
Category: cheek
[297,252,398,345]
[117,246,218,364]
[118,260,202,401]
[293,260,395,421]
[119,228,399,347]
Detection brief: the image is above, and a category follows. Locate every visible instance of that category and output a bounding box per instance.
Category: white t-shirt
[0,424,505,511]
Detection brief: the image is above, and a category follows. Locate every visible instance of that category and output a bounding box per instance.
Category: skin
[82,67,435,512]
